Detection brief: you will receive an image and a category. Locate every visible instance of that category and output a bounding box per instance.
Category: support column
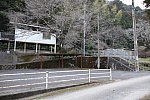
[54,44,56,53]
[24,42,26,53]
[7,41,10,53]
[51,46,53,53]
[39,44,41,53]
[14,41,17,52]
[35,43,38,53]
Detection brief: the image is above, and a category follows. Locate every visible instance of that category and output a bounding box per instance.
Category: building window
[43,32,51,39]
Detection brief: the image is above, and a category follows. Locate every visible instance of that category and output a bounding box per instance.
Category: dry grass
[140,94,150,100]
[139,58,150,63]
[21,80,114,100]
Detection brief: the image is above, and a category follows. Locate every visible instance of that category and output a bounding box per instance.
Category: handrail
[110,57,135,71]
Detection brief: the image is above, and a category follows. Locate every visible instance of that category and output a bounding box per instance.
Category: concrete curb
[0,83,89,100]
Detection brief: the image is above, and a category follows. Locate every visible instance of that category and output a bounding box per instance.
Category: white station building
[14,28,57,53]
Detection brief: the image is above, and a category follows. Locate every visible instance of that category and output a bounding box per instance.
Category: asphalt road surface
[38,75,150,100]
[0,69,149,99]
[0,69,111,96]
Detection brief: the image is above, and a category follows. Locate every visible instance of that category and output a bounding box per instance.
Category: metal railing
[0,69,112,90]
[101,49,135,61]
[110,57,135,71]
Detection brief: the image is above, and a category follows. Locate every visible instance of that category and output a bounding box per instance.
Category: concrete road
[39,75,150,100]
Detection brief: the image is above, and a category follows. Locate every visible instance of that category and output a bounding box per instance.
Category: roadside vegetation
[140,94,150,100]
[0,0,150,54]
[25,80,114,100]
[139,58,150,63]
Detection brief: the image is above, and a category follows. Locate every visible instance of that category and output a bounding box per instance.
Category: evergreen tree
[111,4,118,15]
[0,12,9,32]
[0,0,25,31]
[115,10,123,25]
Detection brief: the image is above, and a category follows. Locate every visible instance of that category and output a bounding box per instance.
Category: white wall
[15,29,56,45]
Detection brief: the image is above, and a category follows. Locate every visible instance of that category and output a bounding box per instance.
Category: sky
[109,0,146,9]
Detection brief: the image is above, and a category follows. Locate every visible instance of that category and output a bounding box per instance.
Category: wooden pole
[76,56,78,68]
[62,54,64,68]
[59,55,61,68]
[81,56,83,68]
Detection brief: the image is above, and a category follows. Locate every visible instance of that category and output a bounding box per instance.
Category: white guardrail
[0,69,112,90]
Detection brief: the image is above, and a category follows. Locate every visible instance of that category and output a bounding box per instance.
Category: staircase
[108,57,135,71]
[101,49,136,71]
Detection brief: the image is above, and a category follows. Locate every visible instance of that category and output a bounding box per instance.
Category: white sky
[109,0,146,9]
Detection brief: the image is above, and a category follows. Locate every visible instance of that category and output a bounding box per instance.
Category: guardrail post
[88,69,91,83]
[46,71,48,89]
[110,68,112,80]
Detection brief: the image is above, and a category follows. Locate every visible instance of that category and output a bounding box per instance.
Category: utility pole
[97,13,100,69]
[83,3,86,56]
[132,0,139,71]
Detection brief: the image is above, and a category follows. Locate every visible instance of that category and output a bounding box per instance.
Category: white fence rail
[0,69,112,90]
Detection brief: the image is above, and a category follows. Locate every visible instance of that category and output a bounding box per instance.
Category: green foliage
[0,0,25,31]
[0,12,9,32]
[93,0,106,14]
[120,13,132,29]
[111,0,124,10]
[143,0,150,21]
[86,41,95,50]
[144,0,150,8]
[110,0,132,29]
[93,0,132,29]
[0,0,147,52]
[102,4,111,19]
[111,5,118,15]
[115,10,123,24]
[145,9,150,22]
[0,0,25,12]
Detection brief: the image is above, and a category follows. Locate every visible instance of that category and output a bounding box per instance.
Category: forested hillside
[0,0,149,54]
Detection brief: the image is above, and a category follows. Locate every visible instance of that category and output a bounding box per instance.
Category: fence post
[46,71,48,89]
[88,69,91,83]
[110,68,112,80]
